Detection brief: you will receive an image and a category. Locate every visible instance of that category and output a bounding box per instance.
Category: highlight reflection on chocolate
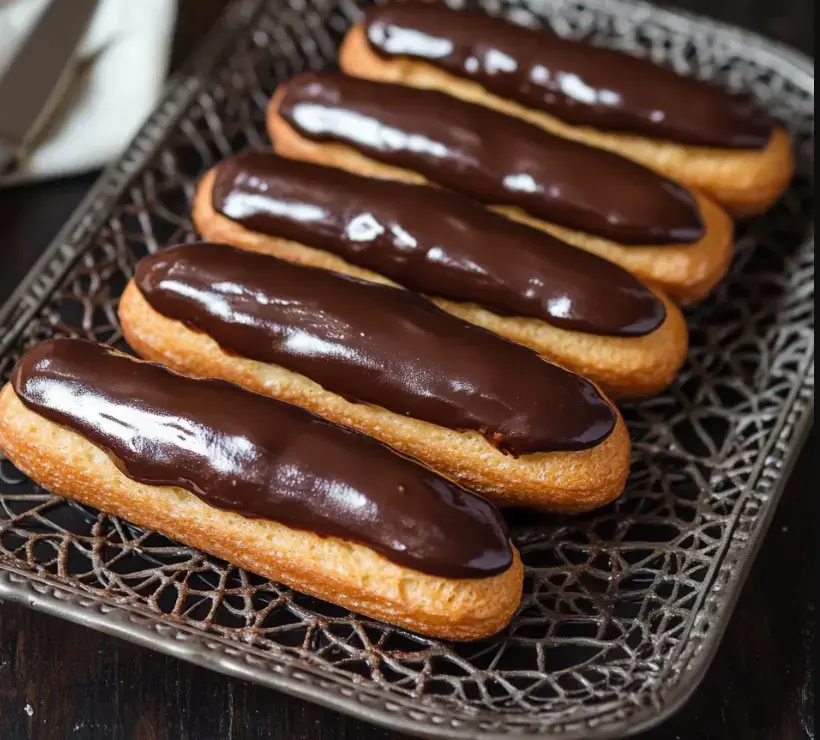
[12,338,514,579]
[362,4,773,149]
[135,243,617,456]
[276,73,705,245]
[211,152,666,337]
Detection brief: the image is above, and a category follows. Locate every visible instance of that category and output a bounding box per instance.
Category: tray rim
[0,0,815,737]
[0,413,813,740]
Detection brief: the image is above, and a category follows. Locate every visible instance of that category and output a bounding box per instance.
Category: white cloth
[0,0,177,185]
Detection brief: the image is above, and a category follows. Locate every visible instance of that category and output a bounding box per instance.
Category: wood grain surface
[0,1,815,738]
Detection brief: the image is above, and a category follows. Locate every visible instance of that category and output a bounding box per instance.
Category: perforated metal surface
[0,0,814,737]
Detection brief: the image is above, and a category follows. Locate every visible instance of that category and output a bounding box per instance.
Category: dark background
[0,1,815,738]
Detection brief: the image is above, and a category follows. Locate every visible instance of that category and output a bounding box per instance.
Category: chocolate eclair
[340,3,793,216]
[0,338,524,639]
[194,152,688,398]
[266,72,735,304]
[118,243,631,511]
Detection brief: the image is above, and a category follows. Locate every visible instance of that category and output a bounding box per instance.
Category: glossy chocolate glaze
[135,243,617,455]
[212,152,666,337]
[12,338,513,578]
[363,4,774,149]
[277,73,704,245]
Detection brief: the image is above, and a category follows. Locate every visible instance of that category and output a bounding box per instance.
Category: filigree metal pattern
[0,0,814,737]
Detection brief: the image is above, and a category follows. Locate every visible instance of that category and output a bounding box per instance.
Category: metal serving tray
[0,0,814,737]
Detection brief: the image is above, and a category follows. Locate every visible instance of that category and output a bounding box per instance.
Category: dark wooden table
[0,1,815,738]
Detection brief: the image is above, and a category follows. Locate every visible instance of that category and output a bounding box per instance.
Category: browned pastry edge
[0,383,524,640]
[193,168,688,399]
[118,282,632,512]
[265,84,736,305]
[340,23,794,217]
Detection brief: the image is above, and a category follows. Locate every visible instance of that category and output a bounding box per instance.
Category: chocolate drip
[363,4,774,149]
[12,338,513,579]
[277,73,704,245]
[212,152,666,337]
[135,243,617,455]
